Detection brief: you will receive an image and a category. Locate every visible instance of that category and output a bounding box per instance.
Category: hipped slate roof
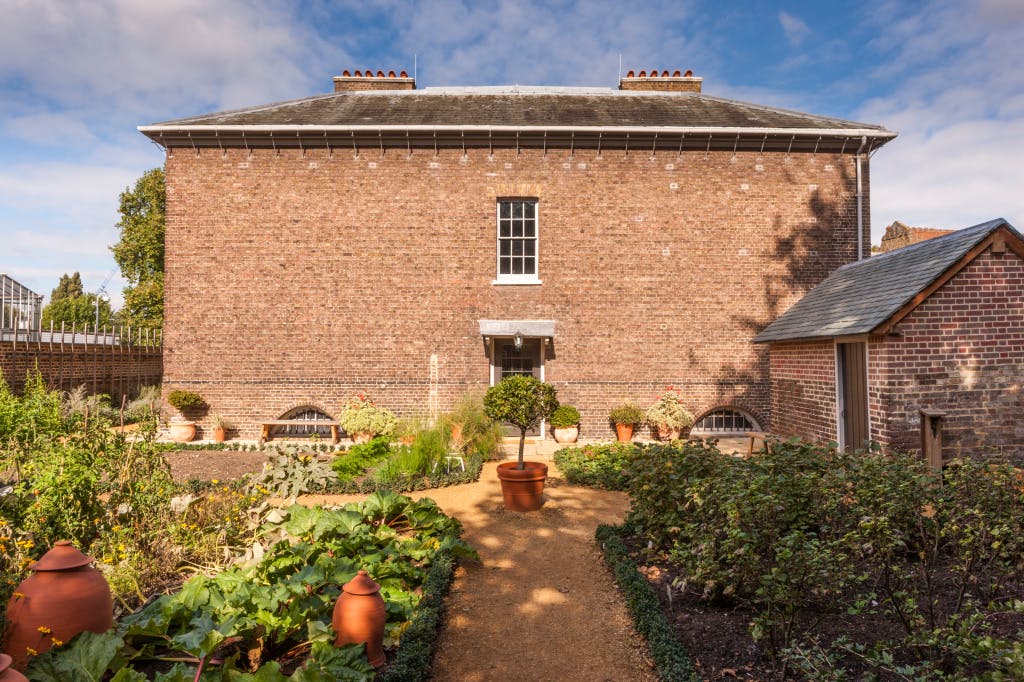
[754,218,1020,343]
[139,86,895,153]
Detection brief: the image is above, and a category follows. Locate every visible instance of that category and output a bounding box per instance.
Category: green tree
[111,168,164,329]
[40,272,114,329]
[483,375,559,468]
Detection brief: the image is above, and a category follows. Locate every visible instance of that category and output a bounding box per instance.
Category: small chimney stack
[333,69,415,92]
[619,68,701,93]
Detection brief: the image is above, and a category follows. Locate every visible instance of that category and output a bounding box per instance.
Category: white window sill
[492,277,543,286]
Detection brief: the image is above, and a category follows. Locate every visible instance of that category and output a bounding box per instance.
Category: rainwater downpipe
[855,135,867,260]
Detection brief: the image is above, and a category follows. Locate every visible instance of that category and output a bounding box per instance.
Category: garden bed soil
[164,449,269,482]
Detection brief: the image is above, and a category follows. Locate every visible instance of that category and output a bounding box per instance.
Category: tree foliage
[40,272,114,329]
[483,375,558,467]
[111,168,164,329]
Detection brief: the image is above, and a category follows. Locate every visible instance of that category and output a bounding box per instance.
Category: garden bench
[744,431,773,457]
[259,420,340,444]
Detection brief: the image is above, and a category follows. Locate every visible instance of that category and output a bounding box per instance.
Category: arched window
[275,406,335,438]
[691,407,760,435]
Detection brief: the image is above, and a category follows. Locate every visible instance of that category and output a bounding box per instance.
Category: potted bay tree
[484,375,559,511]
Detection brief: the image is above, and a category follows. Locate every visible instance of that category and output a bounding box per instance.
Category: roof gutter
[856,135,867,260]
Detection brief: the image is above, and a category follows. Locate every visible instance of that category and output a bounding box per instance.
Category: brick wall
[0,340,162,400]
[871,247,1024,463]
[163,145,866,439]
[767,340,837,443]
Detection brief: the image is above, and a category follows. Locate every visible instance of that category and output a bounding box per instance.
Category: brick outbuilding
[756,219,1024,463]
[139,70,896,440]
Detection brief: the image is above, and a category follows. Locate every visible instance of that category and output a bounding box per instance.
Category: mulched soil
[164,449,270,482]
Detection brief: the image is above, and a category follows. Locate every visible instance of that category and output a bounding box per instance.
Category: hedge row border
[381,551,457,681]
[596,523,697,682]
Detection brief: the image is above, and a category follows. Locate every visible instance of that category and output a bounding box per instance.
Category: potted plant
[550,404,580,444]
[484,375,559,511]
[339,394,397,443]
[166,389,204,442]
[212,414,230,443]
[646,387,694,441]
[608,402,644,443]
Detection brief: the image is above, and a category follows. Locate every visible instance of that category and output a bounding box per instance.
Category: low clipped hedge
[553,442,638,490]
[381,552,456,681]
[596,524,697,682]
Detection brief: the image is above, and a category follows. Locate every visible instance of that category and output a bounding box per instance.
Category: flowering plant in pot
[339,394,396,443]
[646,387,694,441]
[166,389,204,442]
[549,404,580,444]
[484,375,559,511]
[608,402,644,442]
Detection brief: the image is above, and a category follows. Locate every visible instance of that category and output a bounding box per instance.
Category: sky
[1,0,1023,308]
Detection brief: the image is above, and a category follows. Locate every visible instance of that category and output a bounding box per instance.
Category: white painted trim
[495,198,539,283]
[491,278,542,286]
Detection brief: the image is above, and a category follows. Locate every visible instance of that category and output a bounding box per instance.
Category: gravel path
[299,461,657,681]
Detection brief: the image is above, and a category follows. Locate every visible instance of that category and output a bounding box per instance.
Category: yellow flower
[52,638,63,647]
[12,591,25,599]
[37,625,52,635]
[25,646,37,656]
[212,479,219,484]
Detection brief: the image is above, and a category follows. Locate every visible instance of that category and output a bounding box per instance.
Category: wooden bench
[744,431,772,457]
[260,420,340,444]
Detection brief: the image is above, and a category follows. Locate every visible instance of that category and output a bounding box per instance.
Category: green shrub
[483,375,558,467]
[608,401,644,426]
[549,404,580,428]
[332,436,392,481]
[645,388,693,429]
[339,393,397,437]
[166,389,204,412]
[554,442,637,490]
[445,391,505,460]
[249,447,335,497]
[597,524,697,681]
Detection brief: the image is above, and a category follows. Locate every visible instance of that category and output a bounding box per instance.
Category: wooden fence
[0,322,163,399]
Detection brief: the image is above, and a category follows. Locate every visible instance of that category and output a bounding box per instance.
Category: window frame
[493,198,542,285]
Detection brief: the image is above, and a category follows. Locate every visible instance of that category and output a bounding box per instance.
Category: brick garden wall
[162,145,867,440]
[767,340,837,443]
[871,247,1024,463]
[0,339,162,401]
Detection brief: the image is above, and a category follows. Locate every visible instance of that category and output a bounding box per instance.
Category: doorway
[491,338,543,435]
[837,342,869,451]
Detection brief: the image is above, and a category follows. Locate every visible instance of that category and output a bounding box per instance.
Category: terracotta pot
[552,425,579,444]
[656,425,681,441]
[449,422,463,445]
[351,431,374,444]
[614,423,634,443]
[333,570,386,668]
[213,426,227,443]
[0,654,28,682]
[3,541,113,671]
[168,421,196,443]
[496,461,548,512]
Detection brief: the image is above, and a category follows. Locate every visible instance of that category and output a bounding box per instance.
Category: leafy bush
[374,427,447,486]
[608,401,644,426]
[166,389,204,412]
[645,387,693,429]
[332,436,392,482]
[249,447,335,498]
[444,391,505,460]
[549,404,580,428]
[339,393,397,437]
[554,442,638,490]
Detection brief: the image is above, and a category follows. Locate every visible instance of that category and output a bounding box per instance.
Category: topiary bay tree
[483,375,558,469]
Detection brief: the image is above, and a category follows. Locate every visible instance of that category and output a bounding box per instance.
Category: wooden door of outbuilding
[837,342,869,451]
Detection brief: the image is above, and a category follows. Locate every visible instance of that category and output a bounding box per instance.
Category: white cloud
[778,11,811,47]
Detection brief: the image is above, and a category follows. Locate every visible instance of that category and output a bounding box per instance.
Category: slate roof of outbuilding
[150,86,893,133]
[754,218,1019,343]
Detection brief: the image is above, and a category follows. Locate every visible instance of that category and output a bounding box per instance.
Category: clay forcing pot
[552,425,579,444]
[168,421,196,443]
[0,654,28,682]
[656,425,681,441]
[614,423,634,443]
[496,461,548,512]
[333,570,386,668]
[350,431,374,444]
[3,541,113,671]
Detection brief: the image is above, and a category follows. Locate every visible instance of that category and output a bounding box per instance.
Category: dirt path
[300,462,656,681]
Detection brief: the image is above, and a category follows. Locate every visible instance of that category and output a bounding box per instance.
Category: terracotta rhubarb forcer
[0,654,28,682]
[333,570,386,668]
[3,541,114,671]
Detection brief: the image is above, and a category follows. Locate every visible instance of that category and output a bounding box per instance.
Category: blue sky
[2,0,1022,308]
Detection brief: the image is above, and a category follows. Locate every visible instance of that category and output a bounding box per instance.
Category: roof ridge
[156,90,349,125]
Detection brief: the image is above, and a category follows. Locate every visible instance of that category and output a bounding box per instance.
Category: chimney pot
[650,66,658,76]
[376,70,384,77]
[684,69,693,77]
[354,70,361,77]
[388,70,396,77]
[661,70,669,77]
[638,70,646,77]
[342,69,351,77]
[673,70,681,77]
[400,70,408,77]
[626,69,635,77]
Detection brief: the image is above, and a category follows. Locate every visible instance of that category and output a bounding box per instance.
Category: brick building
[140,70,895,440]
[757,219,1024,463]
[878,220,952,253]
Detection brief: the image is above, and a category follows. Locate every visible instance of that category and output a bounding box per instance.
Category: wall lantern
[513,331,523,351]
